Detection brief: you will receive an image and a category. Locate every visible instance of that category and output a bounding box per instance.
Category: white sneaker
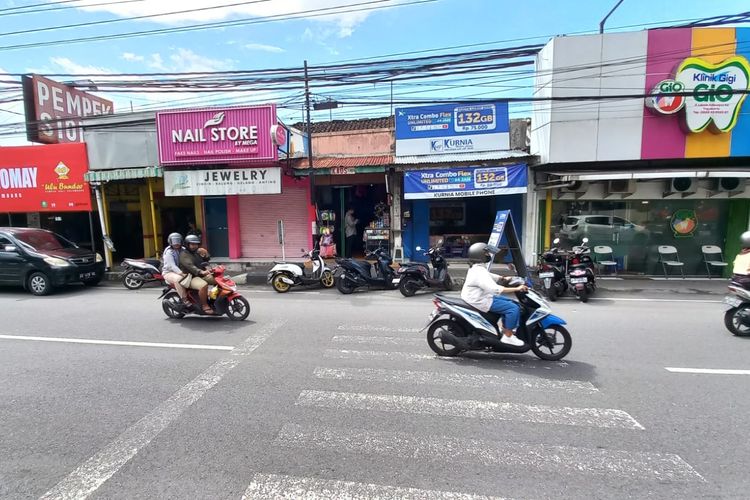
[501,334,525,347]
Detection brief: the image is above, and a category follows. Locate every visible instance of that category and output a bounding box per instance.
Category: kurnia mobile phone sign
[22,74,114,144]
[156,105,279,165]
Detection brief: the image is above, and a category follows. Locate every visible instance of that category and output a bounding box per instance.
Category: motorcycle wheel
[320,270,335,288]
[427,319,466,357]
[546,286,557,302]
[336,275,356,294]
[530,324,572,361]
[577,287,589,303]
[724,305,750,336]
[123,270,144,290]
[399,277,420,297]
[271,274,291,293]
[443,275,454,291]
[226,296,251,321]
[162,291,186,319]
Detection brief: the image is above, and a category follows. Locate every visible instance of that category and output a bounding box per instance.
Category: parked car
[560,215,649,245]
[0,227,105,295]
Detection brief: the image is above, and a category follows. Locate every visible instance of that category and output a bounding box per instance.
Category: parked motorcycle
[424,277,572,361]
[335,246,398,294]
[267,247,336,293]
[536,238,567,301]
[159,265,250,321]
[723,282,750,336]
[397,240,453,297]
[567,238,596,303]
[121,258,164,290]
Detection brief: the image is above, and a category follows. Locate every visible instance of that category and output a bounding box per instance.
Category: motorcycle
[536,238,567,301]
[567,238,596,303]
[335,246,398,294]
[158,265,250,321]
[267,247,336,293]
[424,277,572,361]
[723,282,750,336]
[397,240,453,297]
[121,257,164,290]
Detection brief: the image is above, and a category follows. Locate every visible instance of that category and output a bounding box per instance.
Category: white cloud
[49,57,112,75]
[122,52,145,62]
[168,48,233,72]
[148,53,166,71]
[244,43,285,53]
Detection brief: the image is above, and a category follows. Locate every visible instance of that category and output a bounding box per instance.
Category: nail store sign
[646,56,750,133]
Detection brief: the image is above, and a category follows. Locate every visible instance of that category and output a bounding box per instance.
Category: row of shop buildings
[3,26,750,276]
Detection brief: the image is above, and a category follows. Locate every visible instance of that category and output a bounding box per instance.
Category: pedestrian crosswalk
[240,324,706,498]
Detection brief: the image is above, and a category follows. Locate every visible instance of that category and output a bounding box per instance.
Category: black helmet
[184,234,201,246]
[741,231,750,249]
[167,232,183,246]
[467,242,499,264]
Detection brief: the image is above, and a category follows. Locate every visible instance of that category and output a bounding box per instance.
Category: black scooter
[397,240,453,297]
[335,247,398,294]
[537,238,567,301]
[566,238,596,303]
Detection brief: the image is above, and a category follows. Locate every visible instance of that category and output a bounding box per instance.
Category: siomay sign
[646,56,750,133]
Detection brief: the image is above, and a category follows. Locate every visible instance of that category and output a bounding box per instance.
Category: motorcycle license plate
[392,278,401,284]
[538,272,554,278]
[570,277,587,284]
[724,295,742,308]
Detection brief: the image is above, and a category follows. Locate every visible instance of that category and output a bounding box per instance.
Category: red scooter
[158,265,250,321]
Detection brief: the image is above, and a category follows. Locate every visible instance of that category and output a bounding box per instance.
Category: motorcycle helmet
[167,232,183,246]
[184,234,201,246]
[467,242,499,264]
[741,231,750,249]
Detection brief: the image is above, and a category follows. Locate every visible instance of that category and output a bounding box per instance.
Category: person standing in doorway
[345,208,359,258]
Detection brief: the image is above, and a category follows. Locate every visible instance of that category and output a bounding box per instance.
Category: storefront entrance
[204,197,229,257]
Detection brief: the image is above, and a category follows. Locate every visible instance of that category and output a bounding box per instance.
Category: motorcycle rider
[461,242,528,346]
[162,232,188,305]
[732,231,750,288]
[179,234,215,315]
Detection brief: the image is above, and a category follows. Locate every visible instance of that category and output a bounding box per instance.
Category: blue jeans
[489,295,520,330]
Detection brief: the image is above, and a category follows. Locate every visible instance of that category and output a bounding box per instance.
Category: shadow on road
[439,351,598,383]
[165,316,257,335]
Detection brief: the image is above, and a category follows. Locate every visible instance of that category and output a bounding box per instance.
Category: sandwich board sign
[487,210,527,277]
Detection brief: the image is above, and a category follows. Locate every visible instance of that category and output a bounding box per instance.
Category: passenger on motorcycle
[179,234,215,315]
[461,242,528,347]
[732,231,750,289]
[162,232,188,304]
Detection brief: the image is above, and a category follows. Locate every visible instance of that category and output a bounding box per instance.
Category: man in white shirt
[461,242,528,346]
[344,208,359,258]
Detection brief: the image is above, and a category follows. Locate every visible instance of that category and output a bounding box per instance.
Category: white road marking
[39,321,283,500]
[338,324,421,333]
[275,424,704,482]
[324,349,435,361]
[666,367,750,375]
[241,473,508,500]
[297,390,643,430]
[331,335,422,346]
[0,334,234,351]
[313,367,598,394]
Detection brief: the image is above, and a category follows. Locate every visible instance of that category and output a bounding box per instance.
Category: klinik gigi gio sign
[157,105,278,165]
[646,56,750,133]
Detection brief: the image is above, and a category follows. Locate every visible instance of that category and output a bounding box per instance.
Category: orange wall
[313,129,393,156]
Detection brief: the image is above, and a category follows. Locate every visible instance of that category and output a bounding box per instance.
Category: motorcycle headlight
[44,256,72,267]
[230,285,237,292]
[95,253,103,262]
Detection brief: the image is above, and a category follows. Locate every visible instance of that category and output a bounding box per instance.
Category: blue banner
[395,102,510,156]
[403,164,527,200]
[488,210,510,249]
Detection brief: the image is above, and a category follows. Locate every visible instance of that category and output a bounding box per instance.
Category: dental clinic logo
[646,56,750,133]
[429,138,475,153]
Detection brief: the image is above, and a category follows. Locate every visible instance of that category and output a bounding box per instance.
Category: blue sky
[1,0,748,143]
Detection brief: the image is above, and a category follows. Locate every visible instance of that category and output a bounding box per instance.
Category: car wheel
[28,272,53,296]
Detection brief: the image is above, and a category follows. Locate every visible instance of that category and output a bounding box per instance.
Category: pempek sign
[22,74,114,144]
[157,105,278,165]
[0,143,92,212]
[163,167,281,196]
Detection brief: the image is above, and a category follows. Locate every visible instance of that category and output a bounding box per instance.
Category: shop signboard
[0,143,92,212]
[22,74,114,144]
[395,102,510,156]
[485,209,527,277]
[645,55,750,133]
[163,167,281,196]
[403,164,526,200]
[157,105,278,165]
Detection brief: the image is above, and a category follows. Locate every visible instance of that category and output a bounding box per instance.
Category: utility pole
[599,0,625,33]
[304,60,317,245]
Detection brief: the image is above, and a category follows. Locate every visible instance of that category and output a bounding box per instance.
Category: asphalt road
[0,283,748,499]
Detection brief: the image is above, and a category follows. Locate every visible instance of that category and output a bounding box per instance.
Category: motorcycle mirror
[582,237,589,244]
[553,238,560,245]
[415,246,422,251]
[437,239,444,246]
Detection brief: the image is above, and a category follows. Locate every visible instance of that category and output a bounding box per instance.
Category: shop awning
[291,154,393,174]
[395,150,530,165]
[84,166,163,183]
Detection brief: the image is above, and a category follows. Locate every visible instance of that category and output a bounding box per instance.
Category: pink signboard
[157,105,278,165]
